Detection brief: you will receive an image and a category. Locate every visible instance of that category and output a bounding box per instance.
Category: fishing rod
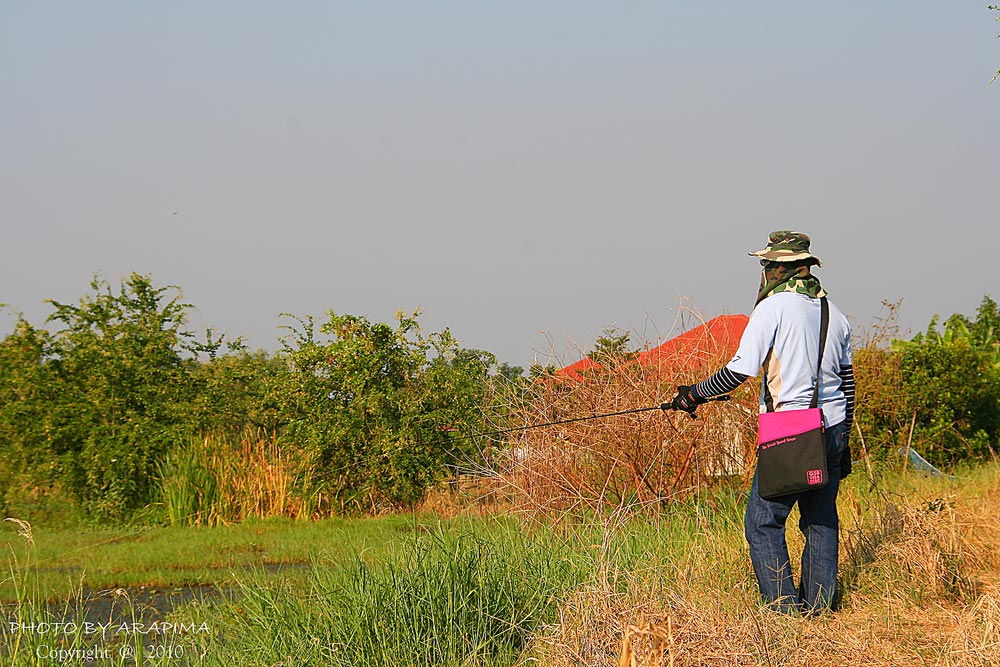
[300,396,734,486]
[446,394,733,444]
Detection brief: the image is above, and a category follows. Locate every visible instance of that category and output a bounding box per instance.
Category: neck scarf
[755,260,826,307]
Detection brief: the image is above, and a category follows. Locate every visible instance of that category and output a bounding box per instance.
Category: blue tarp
[899,447,956,478]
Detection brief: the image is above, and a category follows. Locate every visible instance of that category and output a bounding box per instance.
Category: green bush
[0,274,217,521]
[1,273,510,522]
[0,318,61,517]
[890,296,1000,467]
[188,349,295,436]
[280,310,502,512]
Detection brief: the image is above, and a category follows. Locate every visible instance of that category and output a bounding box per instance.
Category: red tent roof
[557,355,600,380]
[556,314,748,380]
[637,313,748,370]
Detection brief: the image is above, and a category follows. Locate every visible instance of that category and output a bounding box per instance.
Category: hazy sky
[2,3,997,367]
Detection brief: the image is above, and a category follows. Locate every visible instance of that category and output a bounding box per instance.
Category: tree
[41,274,205,518]
[0,317,59,516]
[421,345,504,478]
[281,310,497,511]
[892,296,1000,465]
[911,295,1000,366]
[189,349,295,435]
[991,5,999,84]
[587,327,635,366]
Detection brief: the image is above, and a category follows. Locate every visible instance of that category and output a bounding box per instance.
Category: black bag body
[755,298,830,500]
[757,407,827,499]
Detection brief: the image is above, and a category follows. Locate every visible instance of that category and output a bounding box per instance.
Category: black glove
[661,385,704,415]
[840,437,853,479]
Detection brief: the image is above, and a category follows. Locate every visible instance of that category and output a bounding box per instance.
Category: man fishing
[663,231,855,614]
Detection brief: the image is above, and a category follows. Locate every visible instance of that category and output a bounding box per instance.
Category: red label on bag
[806,469,824,485]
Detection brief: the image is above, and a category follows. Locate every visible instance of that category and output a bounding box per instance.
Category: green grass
[211,520,593,667]
[0,514,421,602]
[173,497,761,667]
[4,464,1000,666]
[2,502,744,667]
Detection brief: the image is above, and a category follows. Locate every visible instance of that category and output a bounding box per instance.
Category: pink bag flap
[757,407,823,445]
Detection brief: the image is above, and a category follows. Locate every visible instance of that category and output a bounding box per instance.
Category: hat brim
[749,249,822,266]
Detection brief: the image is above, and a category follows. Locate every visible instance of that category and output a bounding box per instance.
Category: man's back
[726,291,852,425]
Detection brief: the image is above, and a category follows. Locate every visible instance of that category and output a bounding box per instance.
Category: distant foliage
[0,275,511,523]
[586,327,636,366]
[854,296,1000,468]
[279,310,502,512]
[890,296,1000,465]
[1,274,209,519]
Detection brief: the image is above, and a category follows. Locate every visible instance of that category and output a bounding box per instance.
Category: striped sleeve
[693,367,750,399]
[838,364,855,430]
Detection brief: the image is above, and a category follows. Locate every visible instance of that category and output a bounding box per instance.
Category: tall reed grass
[159,432,317,525]
[216,520,591,667]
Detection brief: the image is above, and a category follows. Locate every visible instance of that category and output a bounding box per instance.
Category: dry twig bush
[495,310,756,515]
[850,299,912,461]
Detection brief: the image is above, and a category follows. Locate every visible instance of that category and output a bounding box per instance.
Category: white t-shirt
[726,291,852,426]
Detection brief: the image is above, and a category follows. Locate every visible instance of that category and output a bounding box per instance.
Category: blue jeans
[744,419,848,614]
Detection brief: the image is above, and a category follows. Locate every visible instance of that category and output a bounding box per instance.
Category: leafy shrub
[279,309,502,513]
[1,272,510,522]
[188,349,296,436]
[855,297,1000,468]
[892,297,1000,466]
[0,318,61,517]
[0,274,217,521]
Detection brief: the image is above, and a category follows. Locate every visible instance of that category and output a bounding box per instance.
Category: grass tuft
[216,520,589,666]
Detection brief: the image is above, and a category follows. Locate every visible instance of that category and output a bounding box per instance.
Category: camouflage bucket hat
[749,230,822,266]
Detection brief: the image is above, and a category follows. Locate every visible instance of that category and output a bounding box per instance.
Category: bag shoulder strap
[762,296,829,413]
[810,297,830,410]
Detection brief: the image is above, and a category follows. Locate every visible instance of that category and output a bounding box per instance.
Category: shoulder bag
[755,297,830,499]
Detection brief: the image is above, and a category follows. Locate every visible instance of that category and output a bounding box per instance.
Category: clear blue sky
[2,2,997,367]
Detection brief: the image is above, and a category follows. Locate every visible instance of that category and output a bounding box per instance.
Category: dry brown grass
[207,432,304,518]
[851,300,914,461]
[523,467,1000,667]
[541,587,1000,667]
[601,591,1000,667]
[417,474,514,518]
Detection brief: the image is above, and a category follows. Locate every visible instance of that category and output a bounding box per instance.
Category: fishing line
[440,394,732,445]
[301,395,734,485]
